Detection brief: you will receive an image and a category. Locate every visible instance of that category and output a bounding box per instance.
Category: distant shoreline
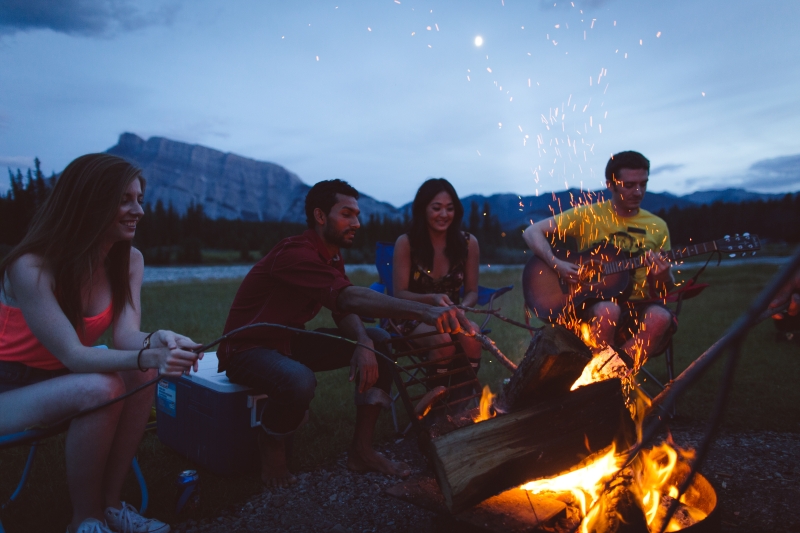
[142,256,790,284]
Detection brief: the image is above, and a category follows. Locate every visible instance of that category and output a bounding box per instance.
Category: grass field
[1,264,798,532]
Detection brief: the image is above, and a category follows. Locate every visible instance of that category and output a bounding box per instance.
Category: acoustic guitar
[522,233,761,322]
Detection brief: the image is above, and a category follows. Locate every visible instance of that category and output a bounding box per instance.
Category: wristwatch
[143,331,154,349]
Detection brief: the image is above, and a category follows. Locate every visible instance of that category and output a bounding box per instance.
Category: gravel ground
[172,423,800,533]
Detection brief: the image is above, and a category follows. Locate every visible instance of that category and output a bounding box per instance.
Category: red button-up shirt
[217,229,353,371]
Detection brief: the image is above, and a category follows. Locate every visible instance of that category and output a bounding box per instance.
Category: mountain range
[107,133,794,230]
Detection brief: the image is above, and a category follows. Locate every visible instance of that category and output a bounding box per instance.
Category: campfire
[404,324,719,533]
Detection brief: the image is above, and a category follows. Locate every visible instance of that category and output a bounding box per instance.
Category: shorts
[0,360,71,394]
[578,299,678,355]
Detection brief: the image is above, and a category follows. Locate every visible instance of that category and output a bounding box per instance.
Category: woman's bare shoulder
[8,252,49,277]
[128,247,145,277]
[5,253,53,297]
[395,234,410,249]
[462,231,479,246]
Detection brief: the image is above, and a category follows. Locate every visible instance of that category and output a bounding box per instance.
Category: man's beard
[323,223,355,249]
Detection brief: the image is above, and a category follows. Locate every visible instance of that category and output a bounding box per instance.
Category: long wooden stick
[457,305,542,332]
[474,332,518,372]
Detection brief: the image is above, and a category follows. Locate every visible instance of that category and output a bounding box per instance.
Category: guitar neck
[603,241,718,274]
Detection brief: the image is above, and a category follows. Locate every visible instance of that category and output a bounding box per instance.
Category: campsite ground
[1,264,798,532]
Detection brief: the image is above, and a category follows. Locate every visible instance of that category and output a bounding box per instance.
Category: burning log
[427,379,635,513]
[496,324,592,412]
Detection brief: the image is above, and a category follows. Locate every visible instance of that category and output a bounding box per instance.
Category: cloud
[650,163,685,176]
[0,0,180,37]
[0,155,35,169]
[739,154,800,190]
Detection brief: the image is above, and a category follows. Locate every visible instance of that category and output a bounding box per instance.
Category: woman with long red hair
[0,154,201,533]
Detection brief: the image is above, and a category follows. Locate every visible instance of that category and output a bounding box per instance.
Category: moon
[474,35,483,47]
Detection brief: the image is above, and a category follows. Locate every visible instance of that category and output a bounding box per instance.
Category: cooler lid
[181,352,253,394]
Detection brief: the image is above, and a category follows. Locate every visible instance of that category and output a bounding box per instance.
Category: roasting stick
[457,305,542,332]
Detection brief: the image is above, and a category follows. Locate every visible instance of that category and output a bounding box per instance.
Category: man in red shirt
[220,180,473,487]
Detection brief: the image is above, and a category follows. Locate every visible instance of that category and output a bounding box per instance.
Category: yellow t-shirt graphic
[553,200,671,301]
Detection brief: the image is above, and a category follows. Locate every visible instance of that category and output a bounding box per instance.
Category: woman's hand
[151,330,203,374]
[431,293,454,307]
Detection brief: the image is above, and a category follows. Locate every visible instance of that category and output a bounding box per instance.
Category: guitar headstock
[714,233,761,257]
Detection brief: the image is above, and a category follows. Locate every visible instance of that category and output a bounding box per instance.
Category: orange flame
[473,385,496,422]
[521,445,623,533]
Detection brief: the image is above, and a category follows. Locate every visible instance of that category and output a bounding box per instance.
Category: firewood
[427,379,635,513]
[496,324,592,412]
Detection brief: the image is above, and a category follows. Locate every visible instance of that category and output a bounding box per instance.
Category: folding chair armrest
[369,282,386,294]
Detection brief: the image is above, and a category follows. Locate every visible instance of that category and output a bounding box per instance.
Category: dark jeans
[226,328,393,435]
[0,360,71,394]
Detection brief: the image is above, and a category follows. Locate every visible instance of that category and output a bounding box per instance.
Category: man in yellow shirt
[523,151,675,363]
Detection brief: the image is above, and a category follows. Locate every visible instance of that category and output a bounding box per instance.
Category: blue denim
[225,328,393,435]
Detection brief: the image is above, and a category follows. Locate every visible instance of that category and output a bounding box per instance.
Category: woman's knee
[74,373,126,410]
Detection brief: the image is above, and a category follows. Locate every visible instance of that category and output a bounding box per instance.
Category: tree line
[2,164,798,264]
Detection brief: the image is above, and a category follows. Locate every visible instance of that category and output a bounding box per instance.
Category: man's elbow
[337,286,361,313]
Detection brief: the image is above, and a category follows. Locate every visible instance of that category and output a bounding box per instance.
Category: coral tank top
[0,302,114,370]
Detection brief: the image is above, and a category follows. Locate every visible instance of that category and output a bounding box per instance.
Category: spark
[487,67,492,73]
[656,31,662,38]
[476,150,482,156]
[702,92,706,96]
[555,24,560,28]
[435,23,439,31]
[475,35,483,47]
[427,44,432,48]
[368,27,372,31]
[411,31,415,36]
[426,26,431,31]
[499,122,502,128]
[640,39,643,45]
[315,55,319,61]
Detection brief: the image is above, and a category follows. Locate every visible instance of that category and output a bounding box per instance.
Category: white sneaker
[104,503,170,533]
[70,518,114,533]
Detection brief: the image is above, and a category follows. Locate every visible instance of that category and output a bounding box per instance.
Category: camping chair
[368,241,513,433]
[634,279,709,407]
[523,275,709,415]
[0,428,149,533]
[0,347,150,532]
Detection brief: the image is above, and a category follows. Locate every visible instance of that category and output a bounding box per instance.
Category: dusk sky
[1,0,799,205]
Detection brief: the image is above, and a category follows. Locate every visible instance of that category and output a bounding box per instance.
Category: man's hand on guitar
[644,250,671,281]
[553,258,581,284]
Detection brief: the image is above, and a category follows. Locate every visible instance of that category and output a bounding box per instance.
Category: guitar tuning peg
[752,251,757,256]
[729,253,736,258]
[724,234,731,241]
[734,233,740,240]
[743,232,750,238]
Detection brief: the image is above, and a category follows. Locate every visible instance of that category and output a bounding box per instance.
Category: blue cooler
[155,352,267,476]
